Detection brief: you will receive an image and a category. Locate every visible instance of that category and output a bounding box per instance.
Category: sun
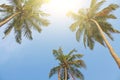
[49,0,77,13]
[43,0,89,16]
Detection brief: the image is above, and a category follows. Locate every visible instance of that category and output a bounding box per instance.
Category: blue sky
[0,0,120,80]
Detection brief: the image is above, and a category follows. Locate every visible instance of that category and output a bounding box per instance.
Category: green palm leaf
[49,66,61,78]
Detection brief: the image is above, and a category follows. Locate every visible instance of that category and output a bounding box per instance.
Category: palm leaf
[53,49,59,59]
[76,25,84,42]
[90,0,97,8]
[14,29,22,44]
[68,49,77,56]
[49,66,61,78]
[96,4,119,17]
[90,0,105,17]
[70,21,79,32]
[31,14,50,26]
[3,23,13,39]
[28,19,42,32]
[69,67,84,80]
[23,20,33,40]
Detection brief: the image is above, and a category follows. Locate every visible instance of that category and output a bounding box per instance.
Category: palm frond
[96,4,119,17]
[58,47,64,56]
[14,29,22,44]
[75,60,86,68]
[49,66,61,78]
[31,14,50,27]
[68,54,83,62]
[53,49,59,58]
[67,11,80,20]
[99,21,120,34]
[89,0,106,17]
[93,32,105,46]
[83,31,87,48]
[106,14,117,19]
[91,0,105,11]
[0,4,13,13]
[28,19,42,32]
[38,17,50,26]
[3,23,13,39]
[67,49,77,60]
[76,25,84,42]
[90,0,97,8]
[73,54,83,59]
[10,0,23,8]
[23,20,33,40]
[69,21,79,32]
[87,37,95,50]
[69,67,84,80]
[25,0,45,8]
[38,10,50,16]
[68,49,77,56]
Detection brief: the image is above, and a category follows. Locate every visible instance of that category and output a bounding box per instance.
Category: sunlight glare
[43,0,89,16]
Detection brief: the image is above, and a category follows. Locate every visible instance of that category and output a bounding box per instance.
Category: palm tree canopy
[0,0,49,43]
[68,0,120,49]
[49,48,86,80]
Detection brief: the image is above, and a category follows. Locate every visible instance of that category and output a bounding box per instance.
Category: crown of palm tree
[68,0,119,49]
[68,0,120,68]
[49,48,86,80]
[0,0,49,43]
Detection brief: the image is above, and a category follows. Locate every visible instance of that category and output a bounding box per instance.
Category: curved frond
[23,20,33,40]
[68,49,77,56]
[14,29,22,44]
[53,49,59,59]
[96,4,119,17]
[70,21,79,32]
[75,60,86,68]
[76,25,84,42]
[90,0,97,8]
[49,66,61,78]
[67,11,80,20]
[91,0,105,11]
[3,23,13,39]
[69,67,84,80]
[31,14,50,27]
[28,19,42,32]
[0,4,13,13]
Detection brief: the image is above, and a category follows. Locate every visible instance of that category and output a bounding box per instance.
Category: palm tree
[0,0,49,43]
[49,48,86,80]
[68,0,120,68]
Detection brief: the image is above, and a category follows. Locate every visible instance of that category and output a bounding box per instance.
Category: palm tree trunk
[64,67,67,80]
[0,12,20,27]
[58,68,61,80]
[91,19,120,68]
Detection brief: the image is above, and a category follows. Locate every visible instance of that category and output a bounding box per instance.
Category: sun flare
[43,0,89,16]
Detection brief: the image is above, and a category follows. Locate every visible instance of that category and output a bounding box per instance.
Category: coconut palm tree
[68,0,120,68]
[0,0,49,43]
[49,48,86,80]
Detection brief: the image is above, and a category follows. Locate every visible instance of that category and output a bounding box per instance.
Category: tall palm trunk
[64,67,67,80]
[58,68,61,80]
[0,12,20,27]
[91,19,120,68]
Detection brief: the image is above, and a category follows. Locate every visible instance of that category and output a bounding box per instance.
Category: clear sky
[0,0,120,80]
